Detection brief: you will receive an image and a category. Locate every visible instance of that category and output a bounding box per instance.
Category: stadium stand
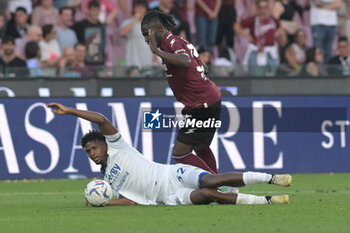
[0,0,347,79]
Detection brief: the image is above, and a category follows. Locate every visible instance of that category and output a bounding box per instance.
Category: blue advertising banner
[0,96,349,180]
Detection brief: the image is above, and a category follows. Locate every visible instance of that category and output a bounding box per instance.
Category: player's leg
[171,164,290,205]
[172,102,221,174]
[194,144,218,174]
[192,100,221,173]
[189,189,288,205]
[173,163,291,195]
[172,176,271,205]
[172,140,216,174]
[200,172,292,189]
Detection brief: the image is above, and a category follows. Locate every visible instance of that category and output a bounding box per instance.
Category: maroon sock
[172,153,216,174]
[194,146,218,174]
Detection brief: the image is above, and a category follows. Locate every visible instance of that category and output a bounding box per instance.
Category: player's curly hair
[81,130,106,148]
[141,10,176,31]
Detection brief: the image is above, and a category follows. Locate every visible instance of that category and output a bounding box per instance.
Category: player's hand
[46,103,70,115]
[148,29,159,55]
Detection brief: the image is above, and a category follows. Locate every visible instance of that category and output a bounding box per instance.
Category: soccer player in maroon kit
[141,10,221,174]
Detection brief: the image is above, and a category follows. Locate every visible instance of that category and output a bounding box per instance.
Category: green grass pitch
[1,173,349,233]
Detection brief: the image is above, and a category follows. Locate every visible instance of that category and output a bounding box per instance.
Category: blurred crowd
[0,0,349,77]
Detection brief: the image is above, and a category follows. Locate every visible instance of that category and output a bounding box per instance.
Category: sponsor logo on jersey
[185,128,196,134]
[107,163,121,182]
[107,163,130,192]
[115,172,129,192]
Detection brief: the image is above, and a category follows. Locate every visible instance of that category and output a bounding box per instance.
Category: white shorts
[165,164,210,205]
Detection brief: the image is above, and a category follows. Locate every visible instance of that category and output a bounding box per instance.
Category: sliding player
[47,103,291,206]
[141,11,220,174]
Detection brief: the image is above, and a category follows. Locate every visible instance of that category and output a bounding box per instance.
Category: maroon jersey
[240,16,280,48]
[160,32,221,109]
[222,0,234,6]
[195,0,217,18]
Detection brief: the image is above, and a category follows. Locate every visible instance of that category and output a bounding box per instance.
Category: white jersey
[103,132,208,205]
[310,2,338,26]
[104,133,170,205]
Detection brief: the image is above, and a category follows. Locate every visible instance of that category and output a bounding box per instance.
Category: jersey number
[164,42,206,80]
[186,44,207,80]
[187,44,199,58]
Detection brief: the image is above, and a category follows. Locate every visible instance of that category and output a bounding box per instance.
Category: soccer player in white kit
[47,103,292,206]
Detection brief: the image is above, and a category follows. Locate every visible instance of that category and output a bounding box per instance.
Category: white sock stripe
[172,153,193,159]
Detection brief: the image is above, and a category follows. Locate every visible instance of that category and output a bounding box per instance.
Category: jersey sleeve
[104,132,129,151]
[164,37,190,56]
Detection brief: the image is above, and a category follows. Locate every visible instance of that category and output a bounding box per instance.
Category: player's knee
[172,141,193,155]
[200,173,217,188]
[191,188,216,204]
[199,188,217,203]
[194,144,208,152]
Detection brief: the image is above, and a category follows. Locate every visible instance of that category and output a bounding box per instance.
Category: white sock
[236,193,268,205]
[242,171,272,186]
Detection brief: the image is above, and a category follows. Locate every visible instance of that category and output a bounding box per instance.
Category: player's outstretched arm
[108,197,136,206]
[148,29,192,68]
[46,103,118,136]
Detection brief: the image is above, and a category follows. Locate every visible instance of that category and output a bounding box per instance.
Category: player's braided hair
[81,130,106,148]
[141,10,176,31]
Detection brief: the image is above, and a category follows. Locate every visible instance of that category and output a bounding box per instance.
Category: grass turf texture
[0,174,349,233]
